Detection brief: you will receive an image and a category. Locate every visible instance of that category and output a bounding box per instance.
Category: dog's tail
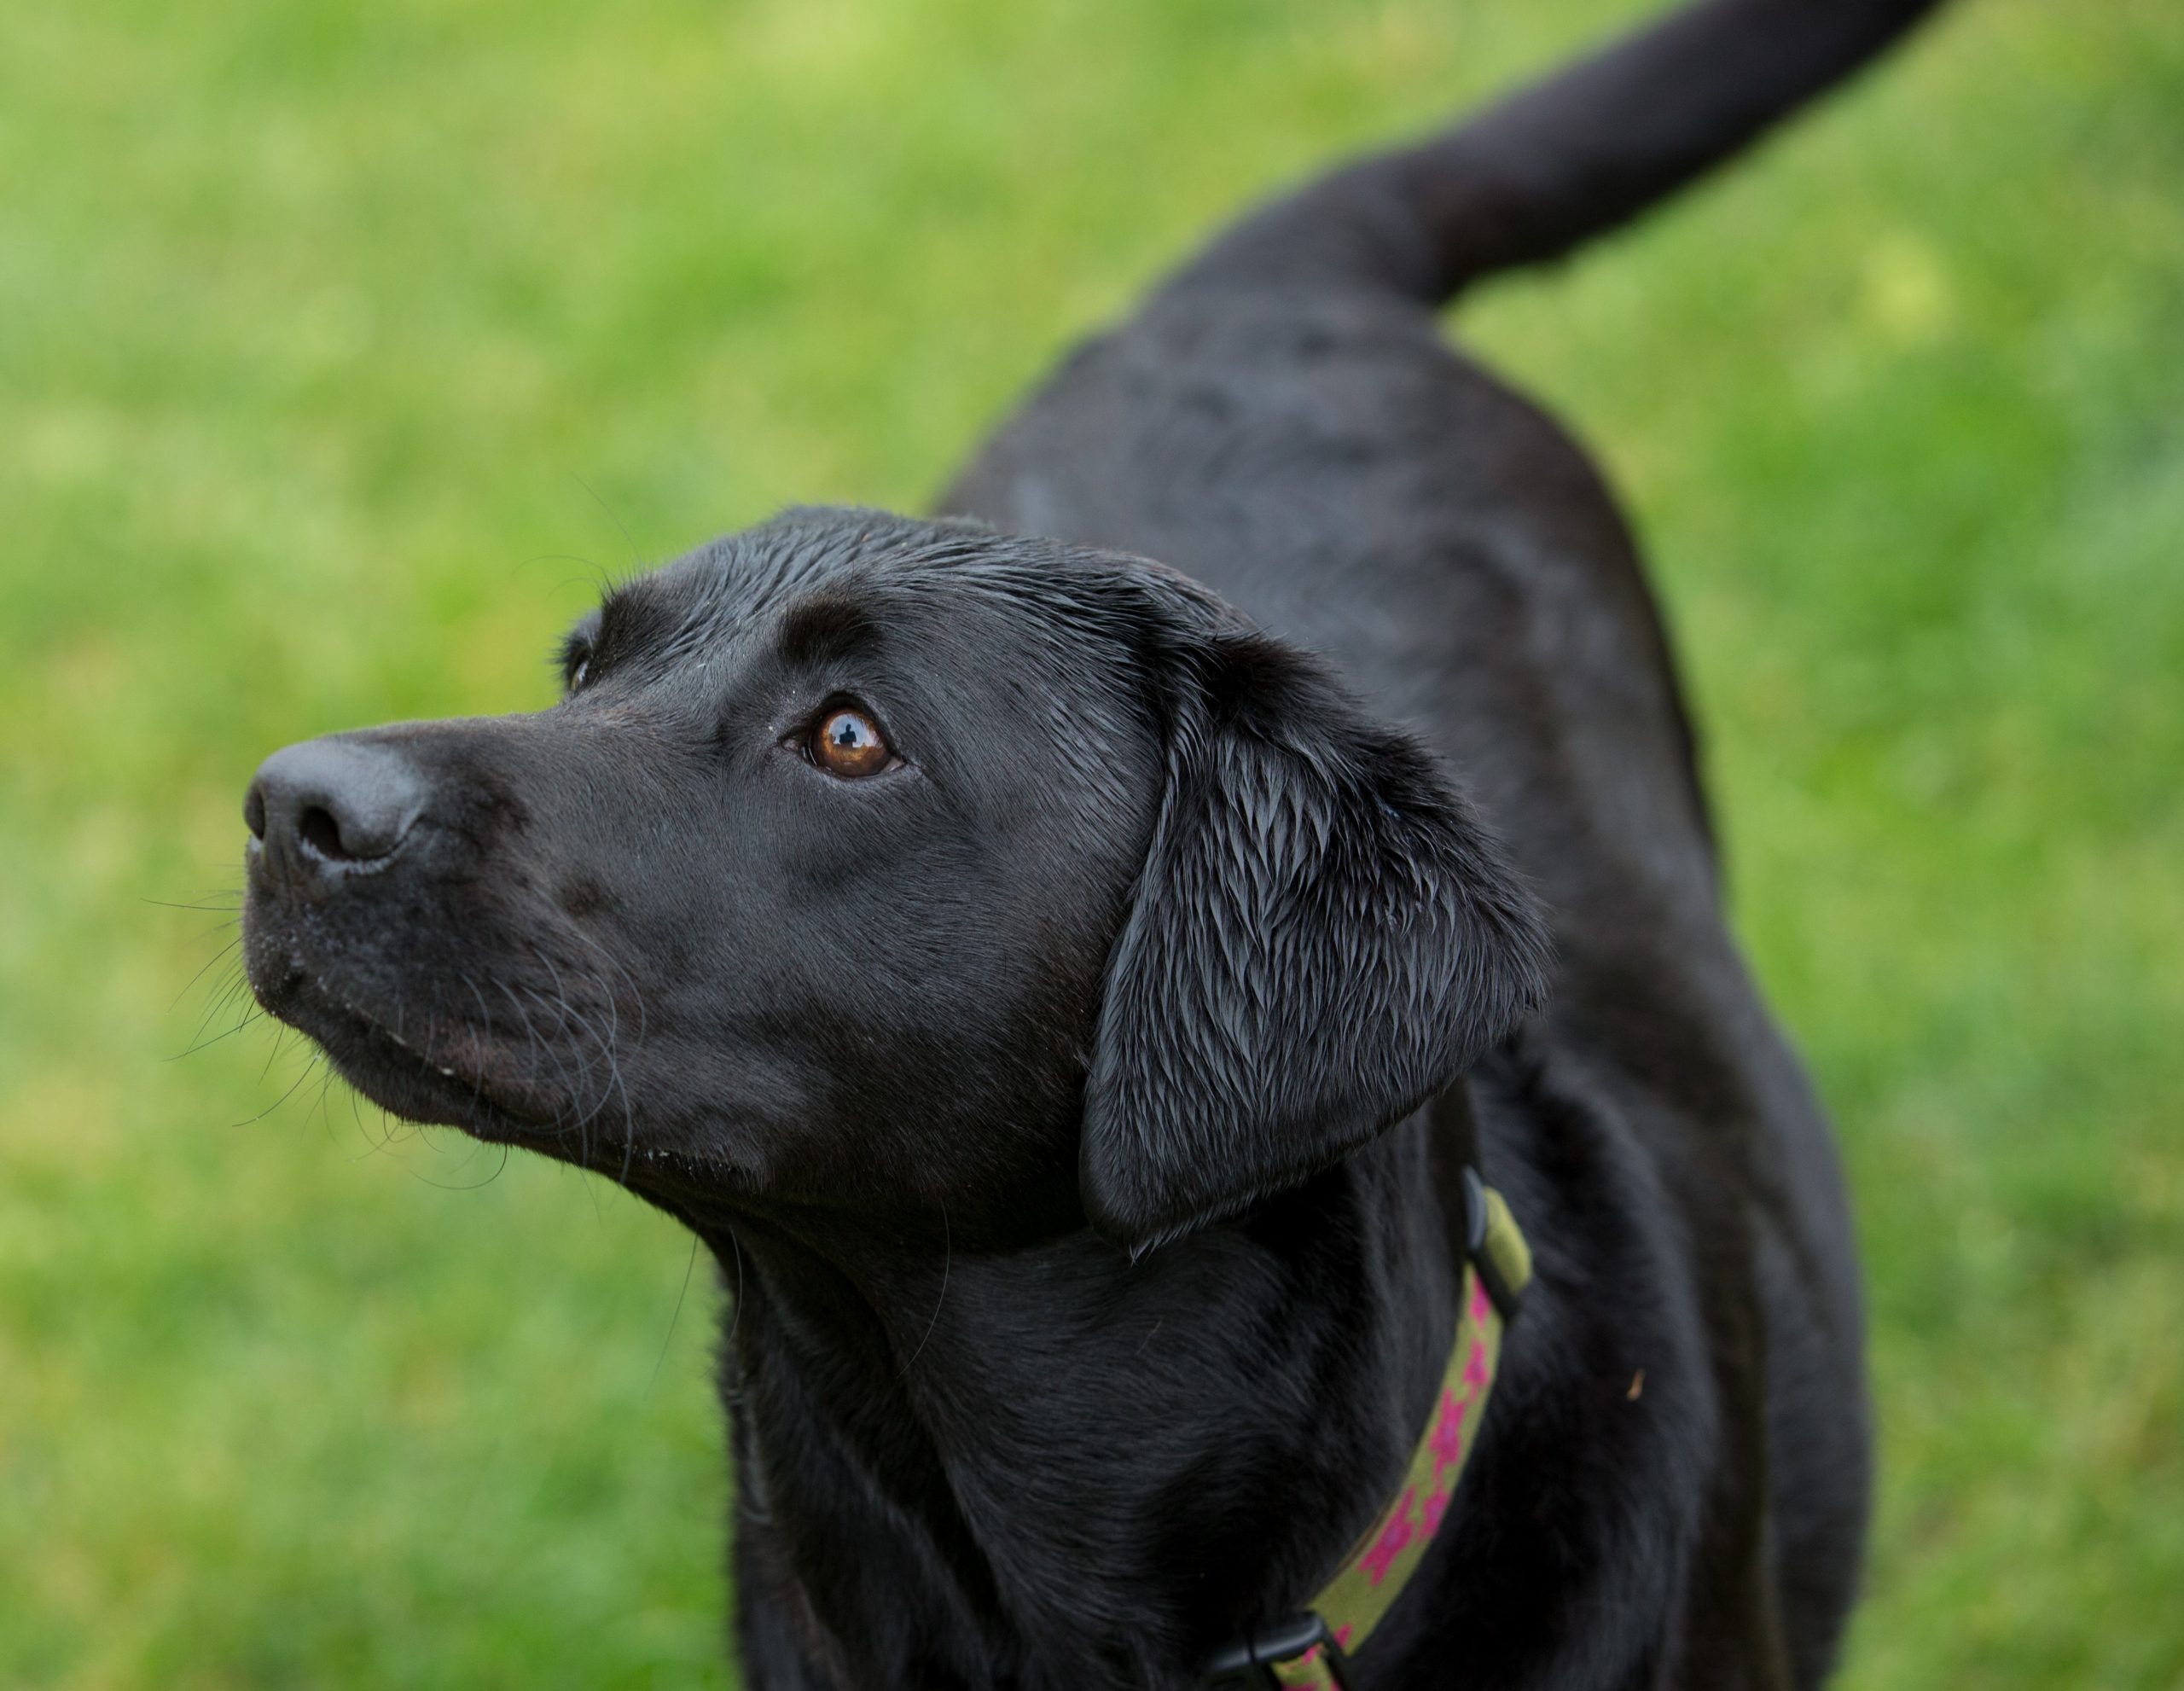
[1165,0,1945,306]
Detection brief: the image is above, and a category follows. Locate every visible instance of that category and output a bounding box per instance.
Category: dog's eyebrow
[559,609,601,660]
[591,586,683,662]
[777,593,880,666]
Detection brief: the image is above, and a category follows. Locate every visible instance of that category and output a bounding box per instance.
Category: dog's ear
[1081,629,1550,1254]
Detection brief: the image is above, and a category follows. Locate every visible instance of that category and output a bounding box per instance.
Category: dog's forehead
[598,507,1163,674]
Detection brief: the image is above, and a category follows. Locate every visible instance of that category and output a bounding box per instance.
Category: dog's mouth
[257,962,563,1143]
[243,913,746,1194]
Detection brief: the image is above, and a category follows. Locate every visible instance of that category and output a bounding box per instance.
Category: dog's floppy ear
[1081,628,1550,1253]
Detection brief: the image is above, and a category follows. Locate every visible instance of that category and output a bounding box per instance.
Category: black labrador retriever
[241,1,1947,1684]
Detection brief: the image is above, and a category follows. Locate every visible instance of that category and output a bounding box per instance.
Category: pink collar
[1205,1173,1531,1688]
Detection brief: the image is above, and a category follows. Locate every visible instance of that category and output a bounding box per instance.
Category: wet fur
[241,2,1949,1685]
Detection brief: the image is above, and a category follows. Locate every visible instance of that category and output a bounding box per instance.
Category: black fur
[1083,626,1550,1254]
[241,2,1948,1684]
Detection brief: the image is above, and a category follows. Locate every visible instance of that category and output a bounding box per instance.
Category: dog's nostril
[297,805,348,862]
[247,737,427,881]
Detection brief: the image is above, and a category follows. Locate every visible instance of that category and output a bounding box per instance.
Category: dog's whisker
[172,964,265,1060]
[526,949,595,1156]
[526,945,627,1171]
[565,951,642,1187]
[496,976,549,1107]
[566,921,649,1048]
[170,934,244,1014]
[461,973,497,1117]
[233,1040,324,1127]
[517,979,593,1142]
[648,1233,706,1396]
[572,473,648,578]
[256,1022,291,1087]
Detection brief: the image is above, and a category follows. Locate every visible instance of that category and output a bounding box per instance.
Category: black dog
[241,1,1946,1684]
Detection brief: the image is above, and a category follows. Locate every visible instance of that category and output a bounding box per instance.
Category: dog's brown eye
[809,707,891,778]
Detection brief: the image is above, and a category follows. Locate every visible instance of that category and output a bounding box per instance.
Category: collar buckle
[1203,1613,1356,1690]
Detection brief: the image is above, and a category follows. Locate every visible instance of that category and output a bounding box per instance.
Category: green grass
[3,0,2179,1683]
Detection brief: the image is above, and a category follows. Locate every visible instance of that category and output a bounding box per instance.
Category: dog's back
[948,0,1940,944]
[946,2,1945,1677]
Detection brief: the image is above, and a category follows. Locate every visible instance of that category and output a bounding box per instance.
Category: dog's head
[242,508,1548,1252]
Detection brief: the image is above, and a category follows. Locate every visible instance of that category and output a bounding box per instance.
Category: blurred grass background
[2,0,2179,1683]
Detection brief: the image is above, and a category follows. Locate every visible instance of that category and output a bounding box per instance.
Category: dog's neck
[696,1095,1477,1688]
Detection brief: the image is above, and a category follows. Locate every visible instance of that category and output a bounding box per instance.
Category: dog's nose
[247,737,427,884]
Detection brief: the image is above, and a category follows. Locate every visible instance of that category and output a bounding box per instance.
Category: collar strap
[1205,1171,1531,1689]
